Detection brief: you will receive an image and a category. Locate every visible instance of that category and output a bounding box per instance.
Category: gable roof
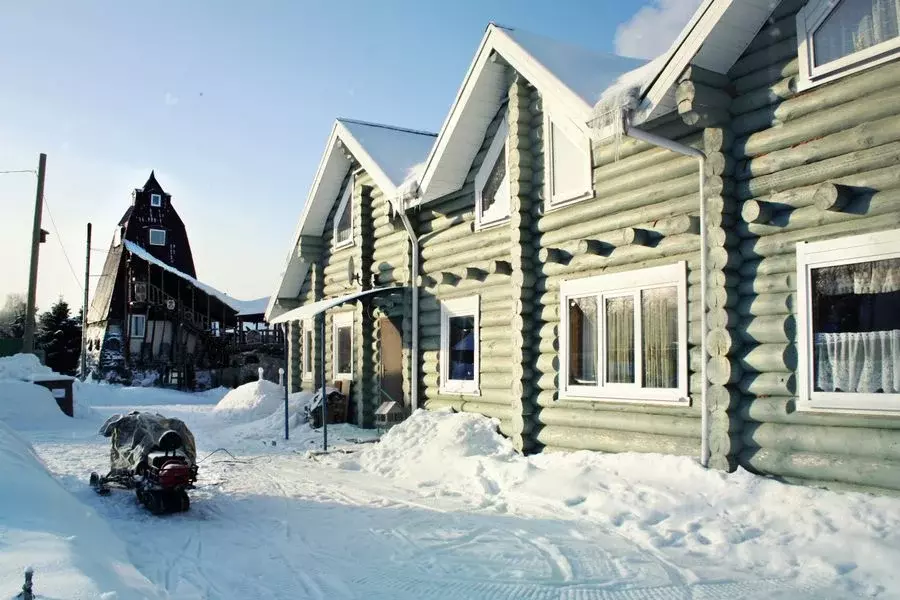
[414,24,647,205]
[265,119,436,320]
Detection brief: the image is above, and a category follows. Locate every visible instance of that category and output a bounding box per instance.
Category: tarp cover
[99,411,197,472]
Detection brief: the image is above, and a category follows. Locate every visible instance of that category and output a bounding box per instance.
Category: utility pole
[80,222,92,378]
[22,153,47,354]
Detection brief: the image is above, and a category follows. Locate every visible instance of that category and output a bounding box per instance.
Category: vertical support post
[283,331,289,440]
[81,222,92,379]
[320,313,328,452]
[23,153,47,354]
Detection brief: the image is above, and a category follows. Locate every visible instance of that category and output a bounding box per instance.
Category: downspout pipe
[393,199,420,413]
[623,125,710,469]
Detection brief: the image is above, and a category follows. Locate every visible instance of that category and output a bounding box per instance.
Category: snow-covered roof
[414,24,650,205]
[124,240,266,317]
[265,119,436,321]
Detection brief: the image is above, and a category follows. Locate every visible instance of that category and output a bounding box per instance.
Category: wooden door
[379,316,404,407]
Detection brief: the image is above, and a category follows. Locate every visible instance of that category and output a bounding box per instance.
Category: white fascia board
[415,25,595,207]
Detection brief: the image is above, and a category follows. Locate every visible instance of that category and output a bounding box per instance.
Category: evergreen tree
[37,298,82,375]
[0,293,29,339]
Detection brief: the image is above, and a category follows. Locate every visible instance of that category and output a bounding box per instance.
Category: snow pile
[0,380,76,430]
[0,353,54,381]
[213,379,287,422]
[221,390,316,441]
[77,380,228,408]
[344,410,900,596]
[0,420,165,598]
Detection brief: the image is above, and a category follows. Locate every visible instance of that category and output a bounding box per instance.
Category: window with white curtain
[560,263,688,403]
[797,229,900,413]
[474,116,510,229]
[544,111,593,208]
[333,176,354,249]
[798,0,900,89]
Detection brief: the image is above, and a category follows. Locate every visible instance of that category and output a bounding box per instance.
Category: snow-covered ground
[2,354,899,599]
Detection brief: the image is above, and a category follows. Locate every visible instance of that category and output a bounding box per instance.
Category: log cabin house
[268,0,900,493]
[85,172,279,388]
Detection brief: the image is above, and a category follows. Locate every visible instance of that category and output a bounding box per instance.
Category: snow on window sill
[558,390,690,406]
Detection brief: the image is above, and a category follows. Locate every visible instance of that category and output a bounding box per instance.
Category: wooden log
[593,152,697,198]
[731,76,797,122]
[489,260,513,276]
[707,356,742,385]
[592,134,703,182]
[708,307,739,330]
[738,272,796,296]
[540,234,699,280]
[706,285,740,310]
[740,211,900,258]
[707,384,742,412]
[738,254,795,277]
[736,293,796,318]
[741,200,774,224]
[739,314,794,344]
[678,65,731,88]
[738,343,796,373]
[744,422,900,462]
[425,398,514,421]
[733,58,798,96]
[738,113,900,181]
[731,36,798,81]
[813,183,852,212]
[741,397,900,430]
[679,105,731,128]
[739,447,900,492]
[423,242,512,273]
[421,225,509,259]
[709,429,743,458]
[539,247,569,264]
[676,81,732,111]
[738,141,900,202]
[706,327,739,357]
[537,193,699,246]
[536,425,699,456]
[736,86,900,159]
[738,372,795,396]
[536,407,700,438]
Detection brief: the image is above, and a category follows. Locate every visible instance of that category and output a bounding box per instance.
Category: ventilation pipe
[389,194,420,412]
[600,116,710,468]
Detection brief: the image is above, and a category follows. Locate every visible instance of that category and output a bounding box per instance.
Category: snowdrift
[0,354,97,426]
[0,420,165,598]
[343,409,900,596]
[213,379,289,422]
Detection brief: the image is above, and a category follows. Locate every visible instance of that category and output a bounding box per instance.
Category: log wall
[417,89,517,437]
[729,0,900,492]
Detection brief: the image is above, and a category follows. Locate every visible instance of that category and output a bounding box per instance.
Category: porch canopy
[269,286,401,325]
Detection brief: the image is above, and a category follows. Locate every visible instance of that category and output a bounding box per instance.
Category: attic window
[798,0,900,90]
[149,229,166,246]
[474,117,511,229]
[150,193,162,207]
[545,112,593,208]
[333,176,354,249]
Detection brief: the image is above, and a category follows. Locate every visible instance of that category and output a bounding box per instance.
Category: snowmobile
[90,411,198,514]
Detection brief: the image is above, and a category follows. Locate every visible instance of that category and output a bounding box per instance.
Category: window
[333,177,354,249]
[474,117,510,229]
[148,229,166,246]
[150,193,162,207]
[560,263,688,403]
[302,321,313,379]
[332,312,353,379]
[544,112,593,208]
[129,314,147,339]
[440,296,479,394]
[798,0,900,89]
[797,229,900,413]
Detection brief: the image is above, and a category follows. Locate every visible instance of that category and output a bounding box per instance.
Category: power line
[0,169,37,175]
[42,195,83,292]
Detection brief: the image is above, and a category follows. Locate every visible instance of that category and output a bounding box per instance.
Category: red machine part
[155,459,194,489]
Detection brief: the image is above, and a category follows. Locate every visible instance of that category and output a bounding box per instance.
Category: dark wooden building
[84,172,280,388]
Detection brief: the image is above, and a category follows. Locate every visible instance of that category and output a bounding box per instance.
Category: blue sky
[0,0,698,312]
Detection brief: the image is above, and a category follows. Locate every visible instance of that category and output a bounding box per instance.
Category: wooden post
[23,153,47,353]
[80,222,92,378]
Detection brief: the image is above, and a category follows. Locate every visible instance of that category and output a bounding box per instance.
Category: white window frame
[797,0,900,90]
[474,116,511,230]
[150,193,162,207]
[332,177,354,250]
[332,311,354,380]
[302,320,313,380]
[148,228,166,246]
[796,228,900,414]
[543,109,593,209]
[559,262,689,404]
[129,314,147,339]
[439,296,480,395]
